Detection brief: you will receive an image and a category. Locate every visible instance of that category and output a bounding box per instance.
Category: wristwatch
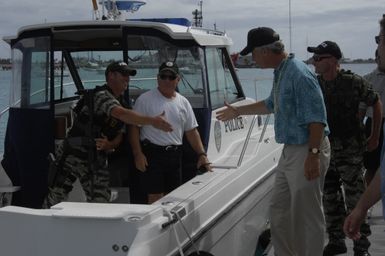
[309,148,320,154]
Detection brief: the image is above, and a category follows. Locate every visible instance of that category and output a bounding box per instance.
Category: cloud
[0,0,384,60]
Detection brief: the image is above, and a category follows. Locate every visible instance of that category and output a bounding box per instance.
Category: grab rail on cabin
[213,113,271,169]
[0,107,9,122]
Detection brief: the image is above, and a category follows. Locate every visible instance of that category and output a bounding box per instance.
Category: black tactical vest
[68,85,127,141]
[318,70,366,142]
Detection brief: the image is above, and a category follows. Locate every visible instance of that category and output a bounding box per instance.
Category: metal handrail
[258,114,270,143]
[213,113,270,169]
[237,115,257,167]
[0,107,9,119]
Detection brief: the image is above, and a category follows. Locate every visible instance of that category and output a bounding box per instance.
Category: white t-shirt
[133,88,198,146]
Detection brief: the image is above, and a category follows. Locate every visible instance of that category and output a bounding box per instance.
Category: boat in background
[81,61,106,74]
[0,2,281,256]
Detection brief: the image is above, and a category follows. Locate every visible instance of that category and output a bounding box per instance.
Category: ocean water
[0,63,377,152]
[0,70,11,153]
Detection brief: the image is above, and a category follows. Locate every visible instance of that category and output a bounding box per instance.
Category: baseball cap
[307,41,342,60]
[105,61,137,77]
[240,27,280,56]
[158,61,179,75]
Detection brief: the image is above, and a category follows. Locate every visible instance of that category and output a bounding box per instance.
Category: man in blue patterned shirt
[216,27,330,256]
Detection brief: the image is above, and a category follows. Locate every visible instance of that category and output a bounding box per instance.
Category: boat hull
[0,139,280,256]
[185,170,274,256]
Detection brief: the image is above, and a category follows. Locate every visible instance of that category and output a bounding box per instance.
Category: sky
[0,0,384,61]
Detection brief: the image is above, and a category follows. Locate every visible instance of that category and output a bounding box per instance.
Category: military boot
[323,239,347,256]
[353,236,371,256]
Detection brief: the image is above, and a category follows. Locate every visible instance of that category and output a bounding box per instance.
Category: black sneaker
[323,241,347,256]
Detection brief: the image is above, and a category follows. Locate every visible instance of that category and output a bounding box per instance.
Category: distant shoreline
[235,59,375,68]
[1,57,376,70]
[340,59,376,64]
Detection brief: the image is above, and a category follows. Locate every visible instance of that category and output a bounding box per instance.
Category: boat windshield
[66,47,206,108]
[8,26,242,110]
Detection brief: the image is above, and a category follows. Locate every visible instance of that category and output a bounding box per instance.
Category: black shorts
[363,117,384,172]
[140,142,182,194]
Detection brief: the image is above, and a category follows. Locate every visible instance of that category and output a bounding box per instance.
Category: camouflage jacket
[318,69,379,147]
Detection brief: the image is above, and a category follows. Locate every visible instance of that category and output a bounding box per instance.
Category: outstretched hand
[152,111,173,132]
[216,101,239,121]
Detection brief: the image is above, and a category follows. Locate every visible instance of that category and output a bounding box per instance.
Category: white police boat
[0,16,281,256]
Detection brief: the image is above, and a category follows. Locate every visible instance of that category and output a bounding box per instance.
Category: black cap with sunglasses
[307,41,343,60]
[105,61,137,77]
[159,61,179,75]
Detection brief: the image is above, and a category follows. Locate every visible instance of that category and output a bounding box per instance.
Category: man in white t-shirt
[129,61,212,204]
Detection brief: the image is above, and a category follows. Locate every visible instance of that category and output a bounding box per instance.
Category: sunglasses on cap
[312,55,333,62]
[159,74,177,81]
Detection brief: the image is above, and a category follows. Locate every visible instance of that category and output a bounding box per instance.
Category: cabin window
[69,51,124,90]
[11,36,51,108]
[30,51,51,105]
[124,46,207,108]
[173,48,206,108]
[9,46,22,107]
[51,52,76,101]
[206,48,239,109]
[124,34,207,108]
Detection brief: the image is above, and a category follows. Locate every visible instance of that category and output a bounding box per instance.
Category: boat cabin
[2,19,245,207]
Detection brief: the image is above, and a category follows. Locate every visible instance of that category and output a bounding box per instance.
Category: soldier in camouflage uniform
[308,41,383,256]
[45,62,173,207]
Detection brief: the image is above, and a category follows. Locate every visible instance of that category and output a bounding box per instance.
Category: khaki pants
[270,137,330,256]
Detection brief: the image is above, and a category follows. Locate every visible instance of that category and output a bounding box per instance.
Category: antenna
[92,0,100,20]
[306,33,309,62]
[192,0,203,27]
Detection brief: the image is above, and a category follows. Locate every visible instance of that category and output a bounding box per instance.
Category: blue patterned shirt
[264,54,329,144]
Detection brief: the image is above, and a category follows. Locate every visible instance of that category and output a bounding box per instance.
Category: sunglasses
[312,55,333,62]
[375,35,384,44]
[159,74,177,81]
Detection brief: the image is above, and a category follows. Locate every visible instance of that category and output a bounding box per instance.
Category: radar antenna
[192,0,203,27]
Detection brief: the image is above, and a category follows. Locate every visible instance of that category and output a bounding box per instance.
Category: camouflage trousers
[45,143,111,208]
[323,138,371,251]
